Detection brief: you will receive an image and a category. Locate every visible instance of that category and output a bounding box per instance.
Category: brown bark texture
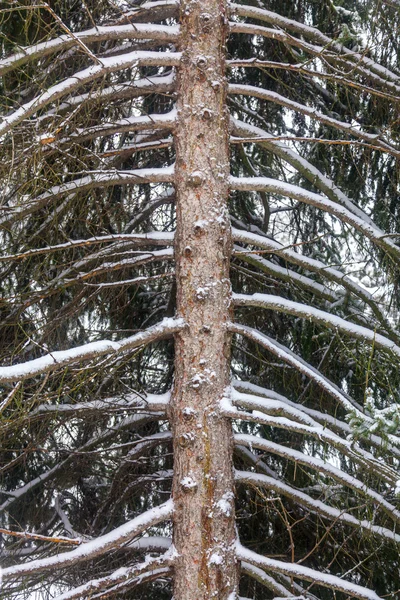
[171,1,239,598]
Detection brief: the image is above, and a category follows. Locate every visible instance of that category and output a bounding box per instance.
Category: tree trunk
[171,1,238,598]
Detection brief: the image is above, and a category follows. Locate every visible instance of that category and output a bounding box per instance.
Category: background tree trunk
[171,1,239,598]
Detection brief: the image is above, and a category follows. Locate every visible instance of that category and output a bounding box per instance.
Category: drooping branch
[2,500,173,580]
[236,471,400,544]
[116,0,179,25]
[229,3,400,93]
[0,317,184,384]
[230,386,398,475]
[224,391,397,485]
[233,246,338,302]
[54,109,177,148]
[228,59,400,103]
[230,84,398,157]
[234,434,400,524]
[52,553,175,600]
[0,52,181,138]
[230,322,365,417]
[230,177,400,262]
[241,561,295,598]
[231,118,377,227]
[233,293,400,359]
[0,232,174,263]
[236,542,382,600]
[0,24,180,77]
[232,228,398,343]
[40,73,175,120]
[232,379,400,459]
[1,166,175,228]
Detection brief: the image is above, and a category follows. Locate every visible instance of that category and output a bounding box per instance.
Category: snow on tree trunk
[171,1,238,598]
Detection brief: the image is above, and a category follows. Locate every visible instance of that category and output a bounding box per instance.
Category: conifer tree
[1,1,399,598]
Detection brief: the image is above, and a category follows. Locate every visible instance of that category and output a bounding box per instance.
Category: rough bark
[171,1,238,598]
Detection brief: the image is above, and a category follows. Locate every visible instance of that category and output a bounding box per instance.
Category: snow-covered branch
[56,109,177,147]
[1,167,175,228]
[233,293,400,359]
[241,561,295,598]
[231,118,389,228]
[230,176,400,261]
[230,84,397,156]
[0,51,181,138]
[236,542,382,599]
[234,246,338,302]
[0,317,184,384]
[27,392,170,419]
[232,379,400,458]
[2,501,173,579]
[234,433,400,524]
[53,553,174,600]
[236,471,400,544]
[0,24,180,77]
[230,3,400,93]
[230,322,365,416]
[224,391,397,485]
[232,228,398,342]
[42,73,175,119]
[115,0,179,25]
[0,232,174,263]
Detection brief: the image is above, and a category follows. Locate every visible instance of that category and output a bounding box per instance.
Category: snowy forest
[0,0,400,598]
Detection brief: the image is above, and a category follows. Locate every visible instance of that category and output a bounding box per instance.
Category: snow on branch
[230,322,364,418]
[231,118,386,228]
[241,561,294,598]
[0,232,174,263]
[234,433,400,525]
[230,176,400,261]
[236,471,400,544]
[223,391,397,486]
[117,0,179,25]
[236,542,382,600]
[232,379,400,459]
[229,3,400,92]
[1,166,175,229]
[0,317,184,384]
[56,108,177,147]
[46,73,175,119]
[232,228,398,343]
[0,51,181,138]
[233,246,338,303]
[231,385,398,476]
[229,59,399,105]
[233,293,400,359]
[229,84,396,156]
[0,24,180,77]
[52,552,175,600]
[2,501,173,579]
[28,391,170,419]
